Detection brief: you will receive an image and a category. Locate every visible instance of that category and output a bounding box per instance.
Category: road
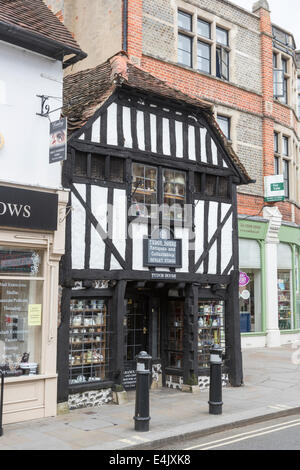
[155,414,300,450]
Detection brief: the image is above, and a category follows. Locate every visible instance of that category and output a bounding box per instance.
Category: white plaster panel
[71,184,86,269]
[90,185,108,270]
[137,110,145,151]
[174,226,189,273]
[208,201,218,274]
[131,222,148,271]
[150,113,157,153]
[111,189,127,270]
[106,102,118,146]
[211,140,218,166]
[194,200,204,274]
[91,116,101,143]
[162,118,171,155]
[123,106,132,148]
[188,125,196,161]
[200,128,207,163]
[175,121,183,158]
[220,203,233,274]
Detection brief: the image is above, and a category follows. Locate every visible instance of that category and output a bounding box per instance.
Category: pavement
[1,344,300,450]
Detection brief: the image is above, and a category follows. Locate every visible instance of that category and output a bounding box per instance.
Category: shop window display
[278,271,292,330]
[198,301,225,369]
[167,300,184,369]
[0,247,43,377]
[69,298,111,384]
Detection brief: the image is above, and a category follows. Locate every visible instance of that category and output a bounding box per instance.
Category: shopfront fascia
[0,183,68,424]
[238,217,300,347]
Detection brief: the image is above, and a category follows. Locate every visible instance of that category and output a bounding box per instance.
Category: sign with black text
[49,118,67,164]
[0,186,58,231]
[143,238,182,268]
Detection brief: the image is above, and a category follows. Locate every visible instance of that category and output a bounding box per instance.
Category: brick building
[45,0,300,352]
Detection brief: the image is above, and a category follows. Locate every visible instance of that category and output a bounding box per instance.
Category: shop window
[198,301,225,369]
[194,173,229,199]
[163,169,185,220]
[69,298,111,384]
[166,300,184,369]
[74,152,124,184]
[110,156,124,183]
[74,151,87,177]
[0,247,44,377]
[278,271,292,330]
[91,154,105,180]
[131,163,157,218]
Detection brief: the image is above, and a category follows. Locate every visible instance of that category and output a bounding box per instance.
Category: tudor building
[58,52,252,406]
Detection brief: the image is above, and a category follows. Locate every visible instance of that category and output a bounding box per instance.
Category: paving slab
[1,345,300,450]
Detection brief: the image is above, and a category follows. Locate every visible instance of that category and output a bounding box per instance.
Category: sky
[231,0,300,48]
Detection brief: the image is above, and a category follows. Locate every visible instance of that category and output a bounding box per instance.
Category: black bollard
[134,351,151,432]
[208,344,223,415]
[0,370,4,436]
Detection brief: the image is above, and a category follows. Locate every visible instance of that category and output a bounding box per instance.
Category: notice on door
[28,304,42,326]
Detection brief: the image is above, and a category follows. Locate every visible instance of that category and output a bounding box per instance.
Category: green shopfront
[238,216,300,348]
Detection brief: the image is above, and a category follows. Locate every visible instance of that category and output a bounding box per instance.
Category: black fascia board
[0,20,87,67]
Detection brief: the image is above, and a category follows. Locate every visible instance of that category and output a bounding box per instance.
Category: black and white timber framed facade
[58,52,252,403]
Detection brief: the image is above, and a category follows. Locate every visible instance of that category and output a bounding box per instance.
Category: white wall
[0,42,63,189]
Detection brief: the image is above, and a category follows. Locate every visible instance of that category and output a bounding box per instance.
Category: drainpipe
[122,0,128,52]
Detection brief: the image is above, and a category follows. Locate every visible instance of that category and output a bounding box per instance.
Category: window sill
[4,373,57,384]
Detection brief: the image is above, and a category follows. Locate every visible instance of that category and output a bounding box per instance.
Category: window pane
[218,176,228,197]
[110,156,124,183]
[274,156,279,175]
[197,41,211,73]
[163,170,185,220]
[0,278,43,377]
[283,160,289,198]
[131,163,157,218]
[282,58,288,74]
[205,174,216,196]
[216,27,228,46]
[178,10,192,31]
[194,173,202,193]
[278,271,292,330]
[282,136,289,155]
[274,132,279,153]
[91,155,105,180]
[273,69,284,97]
[74,152,87,177]
[178,34,192,67]
[197,19,210,38]
[217,115,230,139]
[216,47,229,80]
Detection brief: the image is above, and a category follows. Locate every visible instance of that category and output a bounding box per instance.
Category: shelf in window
[70,361,104,367]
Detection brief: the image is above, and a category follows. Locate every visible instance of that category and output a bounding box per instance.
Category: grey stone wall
[142,0,261,94]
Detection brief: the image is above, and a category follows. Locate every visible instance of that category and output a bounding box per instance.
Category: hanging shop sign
[143,238,182,268]
[49,118,67,164]
[264,175,285,202]
[0,186,58,231]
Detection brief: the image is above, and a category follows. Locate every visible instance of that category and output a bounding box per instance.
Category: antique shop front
[58,52,252,409]
[0,184,67,424]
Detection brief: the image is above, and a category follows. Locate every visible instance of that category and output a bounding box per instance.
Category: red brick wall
[127,0,143,60]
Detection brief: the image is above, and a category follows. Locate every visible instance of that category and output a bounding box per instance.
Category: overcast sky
[232,0,300,48]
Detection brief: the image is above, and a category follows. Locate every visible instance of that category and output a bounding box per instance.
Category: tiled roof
[0,0,82,53]
[63,52,252,184]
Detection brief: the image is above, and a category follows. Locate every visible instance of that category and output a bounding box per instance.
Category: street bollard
[134,351,152,432]
[208,344,223,415]
[0,370,4,436]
